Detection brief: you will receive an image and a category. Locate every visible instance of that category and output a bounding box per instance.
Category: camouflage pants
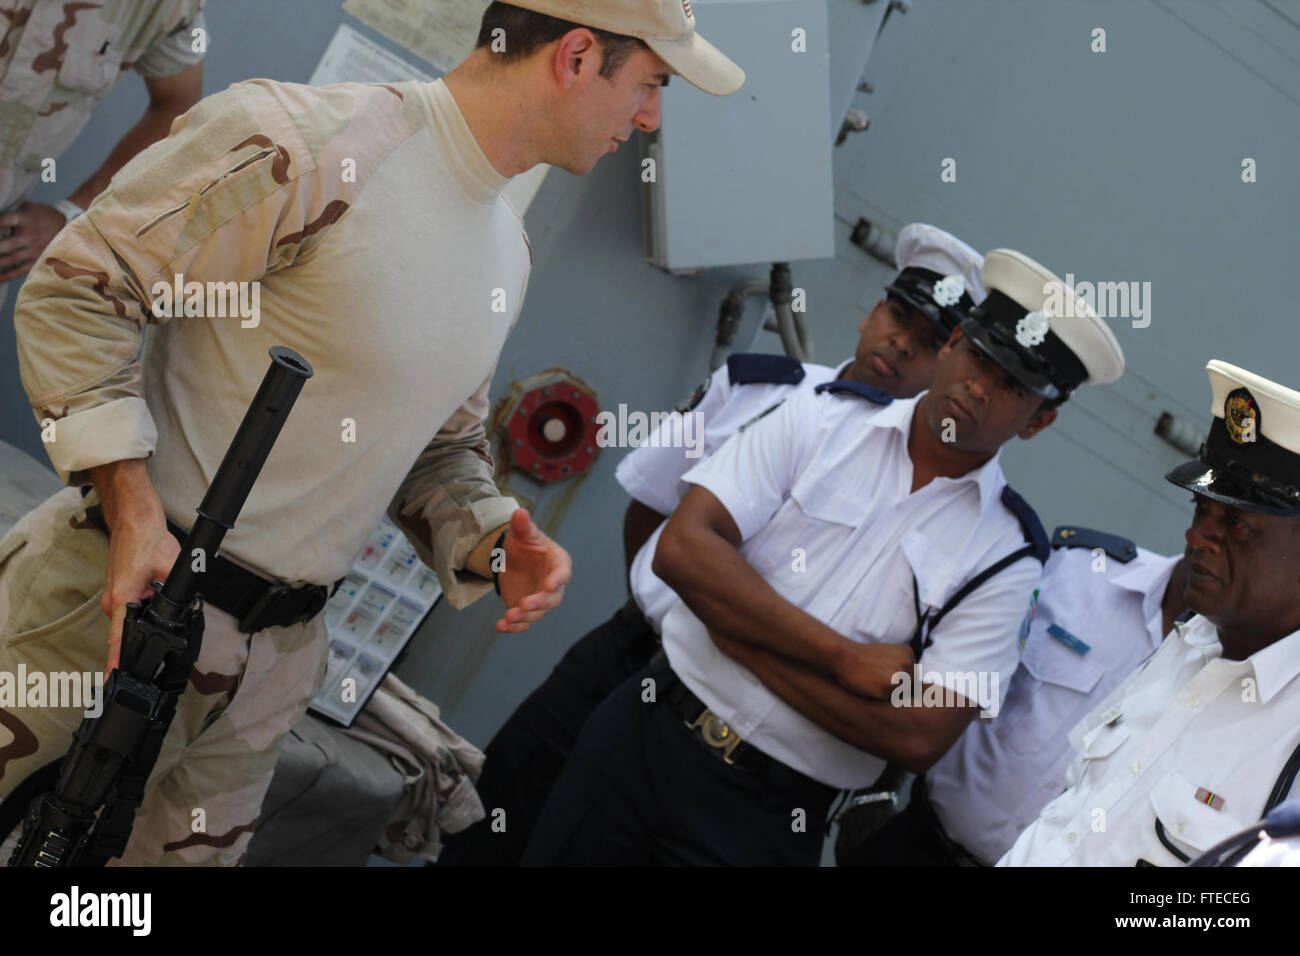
[0,487,329,866]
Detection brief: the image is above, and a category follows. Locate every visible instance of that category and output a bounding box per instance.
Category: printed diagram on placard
[311,515,442,725]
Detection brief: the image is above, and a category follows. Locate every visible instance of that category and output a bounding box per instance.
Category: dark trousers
[436,600,660,866]
[843,775,987,866]
[520,662,838,866]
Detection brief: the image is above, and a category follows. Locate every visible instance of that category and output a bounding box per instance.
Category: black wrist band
[491,528,508,596]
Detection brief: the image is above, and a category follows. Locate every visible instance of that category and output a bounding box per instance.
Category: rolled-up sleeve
[386,371,519,609]
[134,4,208,78]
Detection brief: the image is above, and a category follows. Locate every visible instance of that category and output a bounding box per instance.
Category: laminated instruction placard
[310,514,442,725]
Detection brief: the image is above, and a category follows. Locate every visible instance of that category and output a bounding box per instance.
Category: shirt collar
[833,357,854,379]
[868,393,1006,513]
[422,79,511,205]
[1107,551,1183,643]
[965,447,1008,514]
[1175,615,1300,704]
[1247,627,1300,704]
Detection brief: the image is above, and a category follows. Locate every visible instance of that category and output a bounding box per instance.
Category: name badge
[1047,623,1091,656]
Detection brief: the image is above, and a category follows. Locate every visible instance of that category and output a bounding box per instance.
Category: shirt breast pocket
[55,17,124,94]
[789,463,869,531]
[993,626,1105,756]
[1148,769,1250,864]
[1067,718,1131,791]
[13,18,121,171]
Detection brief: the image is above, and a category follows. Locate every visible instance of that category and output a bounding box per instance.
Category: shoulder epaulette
[813,380,893,405]
[726,353,805,386]
[1001,486,1049,563]
[1050,526,1137,563]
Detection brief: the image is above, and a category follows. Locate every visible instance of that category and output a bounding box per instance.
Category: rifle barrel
[154,346,313,620]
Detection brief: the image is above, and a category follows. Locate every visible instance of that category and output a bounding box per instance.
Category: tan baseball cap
[503,0,745,95]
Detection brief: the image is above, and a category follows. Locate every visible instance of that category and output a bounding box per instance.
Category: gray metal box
[643,0,835,271]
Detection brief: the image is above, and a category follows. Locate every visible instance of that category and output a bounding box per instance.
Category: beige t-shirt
[15,78,532,605]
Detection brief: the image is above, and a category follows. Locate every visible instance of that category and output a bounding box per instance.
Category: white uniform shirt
[927,544,1180,864]
[615,360,841,631]
[998,614,1300,866]
[663,387,1042,789]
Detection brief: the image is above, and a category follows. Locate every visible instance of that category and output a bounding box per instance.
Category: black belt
[81,502,340,634]
[648,648,772,774]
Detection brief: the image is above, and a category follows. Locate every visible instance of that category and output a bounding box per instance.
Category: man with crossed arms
[440,223,987,864]
[523,250,1125,865]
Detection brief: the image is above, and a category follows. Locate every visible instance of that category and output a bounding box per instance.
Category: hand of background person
[0,202,71,283]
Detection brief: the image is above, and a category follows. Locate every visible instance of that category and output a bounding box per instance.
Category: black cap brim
[884,285,951,333]
[959,317,1059,400]
[1165,459,1300,516]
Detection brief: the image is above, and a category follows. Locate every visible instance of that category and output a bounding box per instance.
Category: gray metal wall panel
[647,0,836,270]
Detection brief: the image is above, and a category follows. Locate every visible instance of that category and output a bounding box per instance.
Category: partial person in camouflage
[0,0,743,865]
[0,0,207,299]
[0,487,327,866]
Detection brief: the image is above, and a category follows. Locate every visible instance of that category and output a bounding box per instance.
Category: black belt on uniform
[82,502,341,634]
[648,648,772,774]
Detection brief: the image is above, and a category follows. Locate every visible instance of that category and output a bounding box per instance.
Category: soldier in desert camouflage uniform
[0,0,743,865]
[0,0,207,297]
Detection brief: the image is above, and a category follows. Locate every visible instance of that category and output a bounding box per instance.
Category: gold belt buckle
[686,707,743,764]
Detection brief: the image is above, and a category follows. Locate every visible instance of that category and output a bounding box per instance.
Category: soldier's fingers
[511,507,549,545]
[543,554,572,590]
[0,260,34,283]
[0,252,30,275]
[517,588,563,613]
[106,604,126,677]
[4,249,35,266]
[504,607,547,626]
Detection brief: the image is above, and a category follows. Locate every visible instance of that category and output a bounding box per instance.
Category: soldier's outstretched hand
[494,508,571,634]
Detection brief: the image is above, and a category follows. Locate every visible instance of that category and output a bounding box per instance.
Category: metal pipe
[768,262,812,362]
[773,301,804,360]
[710,278,771,371]
[1154,411,1204,457]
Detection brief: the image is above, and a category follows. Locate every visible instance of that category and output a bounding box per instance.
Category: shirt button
[1175,822,1185,836]
[1131,762,1142,774]
[1067,832,1078,843]
[1188,695,1200,706]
